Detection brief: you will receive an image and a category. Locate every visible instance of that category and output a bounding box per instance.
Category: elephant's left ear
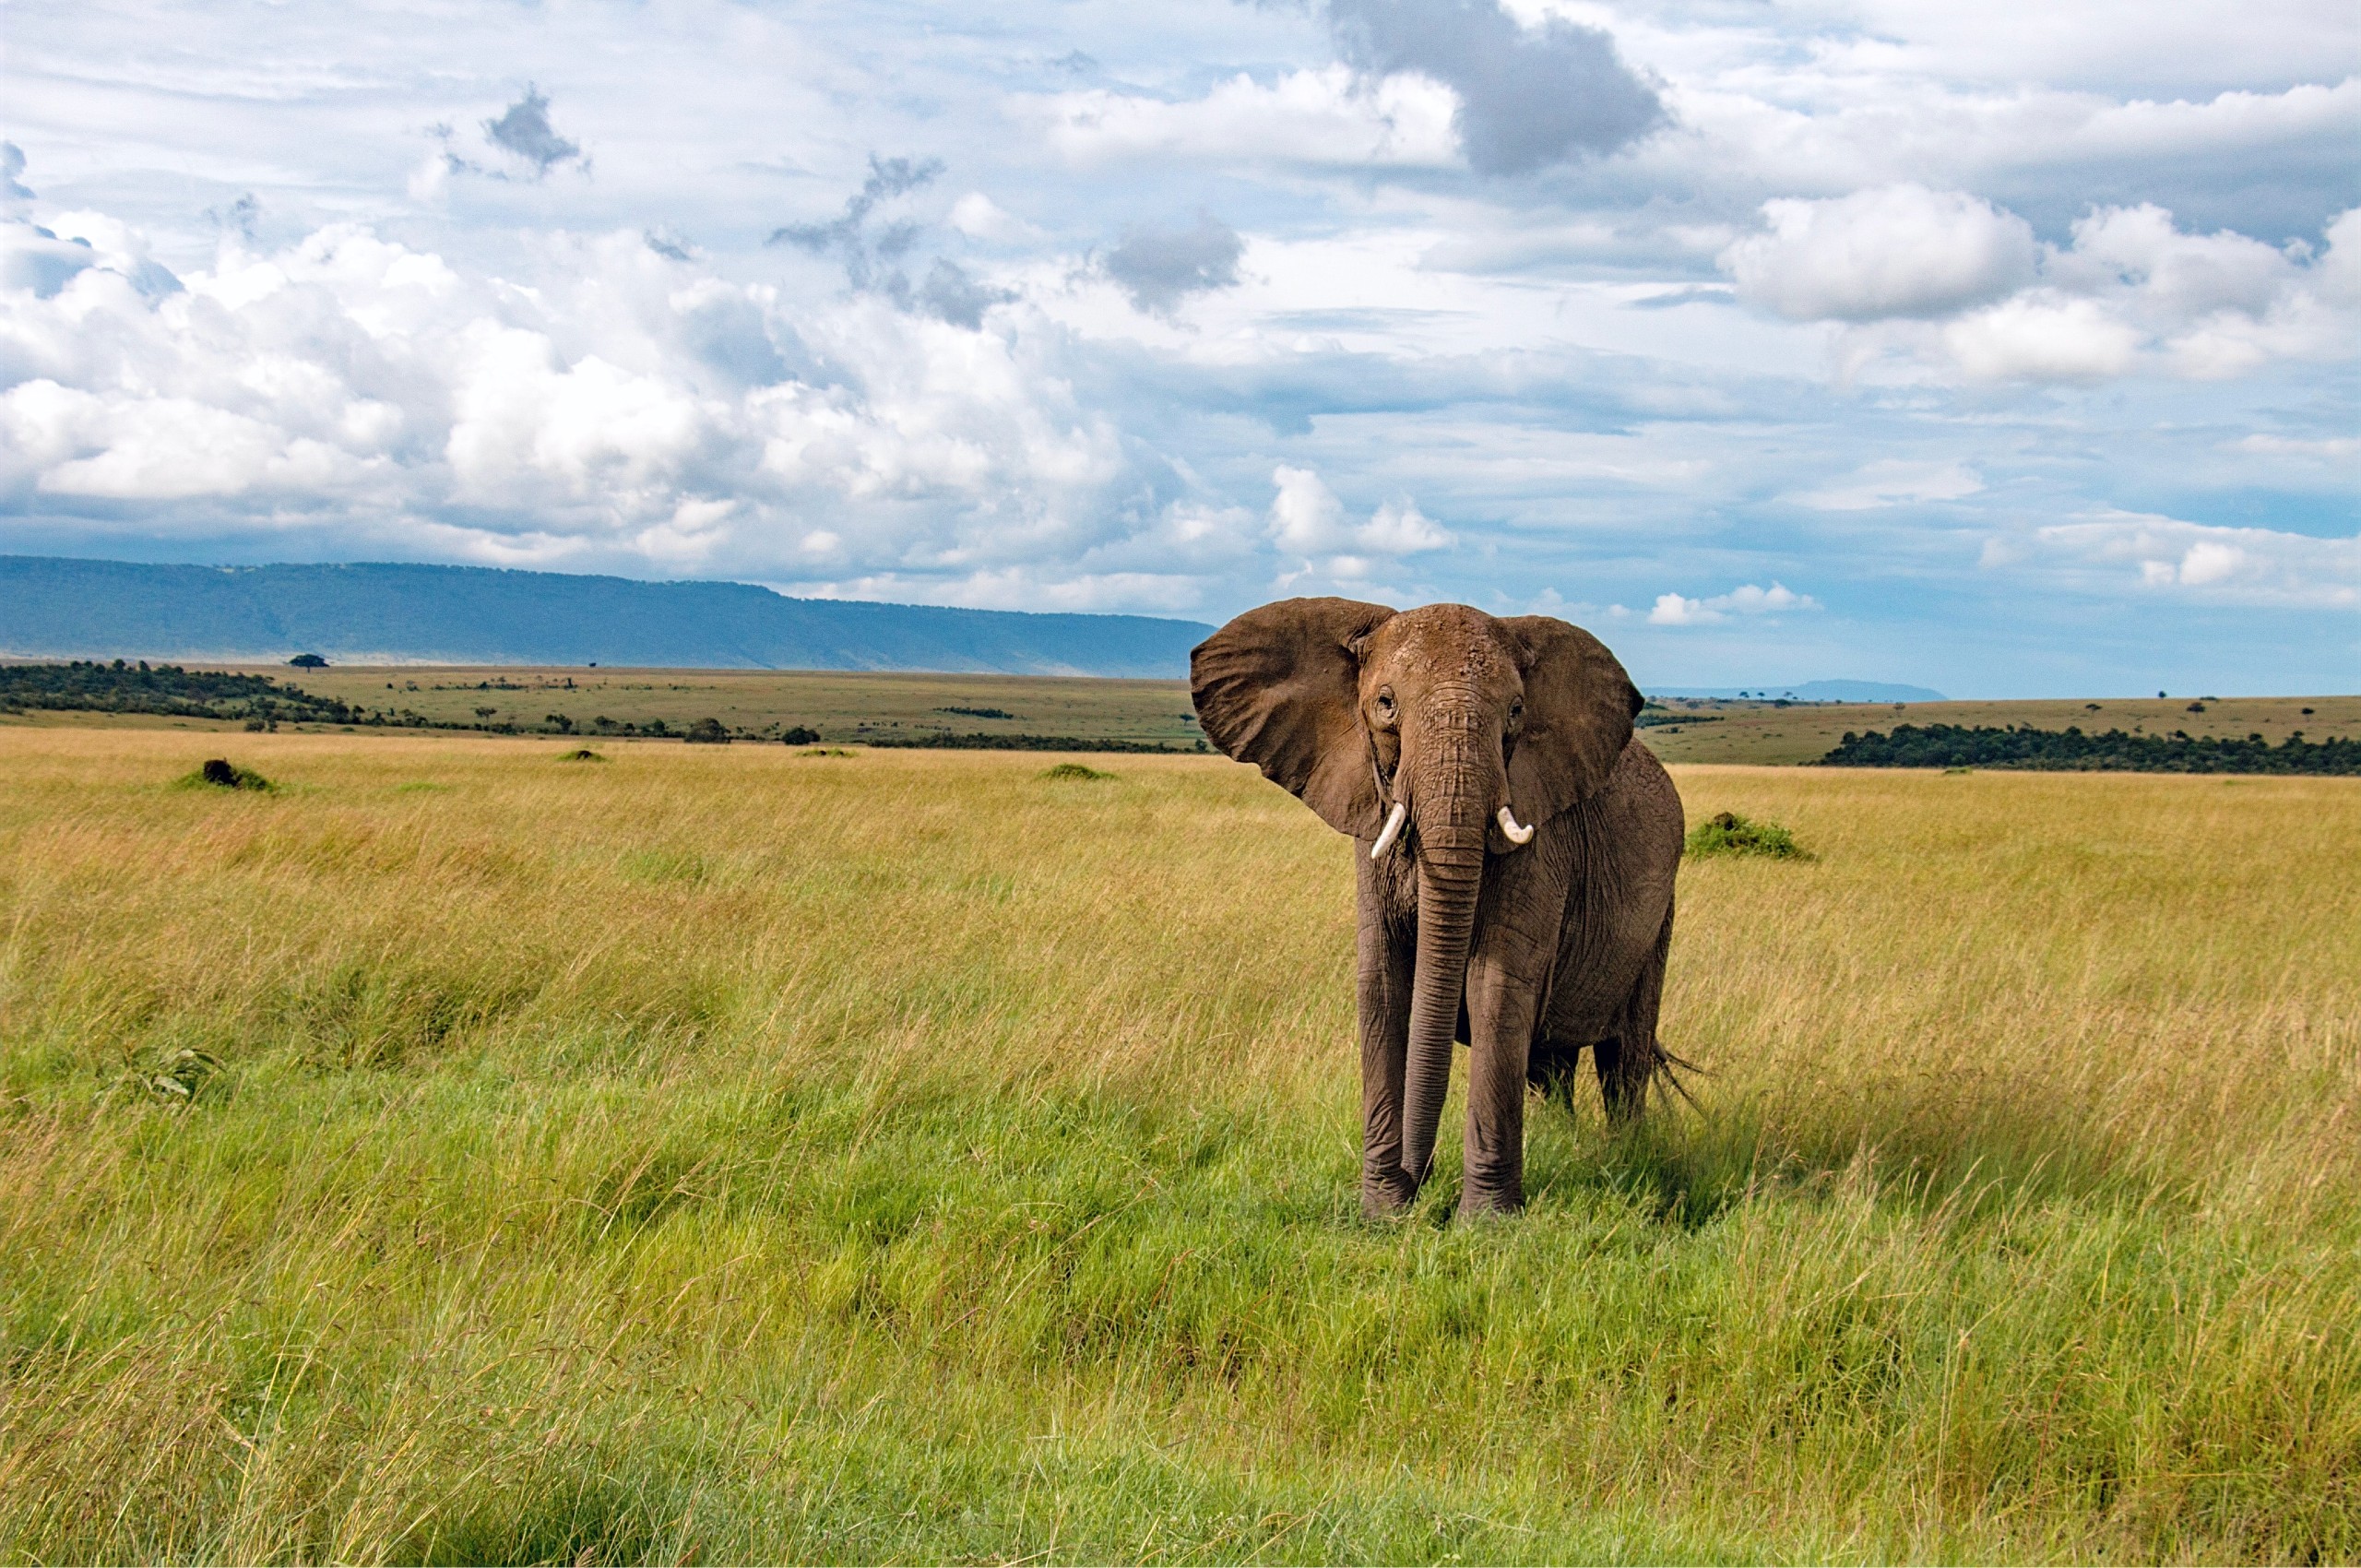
[1501,615,1643,827]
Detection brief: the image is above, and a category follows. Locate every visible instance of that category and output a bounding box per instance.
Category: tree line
[1819,723,2359,775]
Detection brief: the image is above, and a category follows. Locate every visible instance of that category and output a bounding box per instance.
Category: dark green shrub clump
[1821,722,2359,775]
[682,718,731,744]
[178,758,272,791]
[1040,762,1112,781]
[561,748,607,763]
[780,725,821,745]
[1684,810,1809,861]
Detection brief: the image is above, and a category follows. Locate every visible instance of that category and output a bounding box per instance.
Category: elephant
[1191,598,1684,1218]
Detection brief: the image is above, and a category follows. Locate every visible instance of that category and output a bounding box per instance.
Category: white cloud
[1941,292,2144,381]
[1035,66,1459,169]
[947,193,1039,244]
[1648,581,1821,625]
[1794,200,2361,384]
[2235,434,2359,458]
[1267,465,1453,564]
[2005,510,2359,609]
[0,214,1140,586]
[1789,458,1985,510]
[1722,184,2036,321]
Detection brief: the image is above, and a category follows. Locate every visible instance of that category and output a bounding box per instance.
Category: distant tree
[546,713,575,734]
[288,653,327,668]
[780,725,821,745]
[684,718,730,744]
[474,706,498,721]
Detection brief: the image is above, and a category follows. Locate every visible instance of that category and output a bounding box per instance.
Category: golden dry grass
[0,729,2355,1562]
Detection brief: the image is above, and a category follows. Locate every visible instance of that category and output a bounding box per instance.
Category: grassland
[1,731,2355,1562]
[1639,693,2361,765]
[12,663,2355,764]
[208,665,1209,747]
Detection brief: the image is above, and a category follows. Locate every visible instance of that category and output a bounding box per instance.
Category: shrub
[1040,762,1112,781]
[800,748,855,757]
[780,726,821,745]
[178,758,272,791]
[1684,810,1809,861]
[561,748,607,763]
[683,718,731,744]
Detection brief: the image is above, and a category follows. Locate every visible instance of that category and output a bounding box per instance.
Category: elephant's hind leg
[1595,903,1675,1127]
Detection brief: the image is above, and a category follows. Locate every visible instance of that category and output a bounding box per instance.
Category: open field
[1640,693,2361,765]
[209,665,1209,747]
[11,662,2352,761]
[1,731,2356,1562]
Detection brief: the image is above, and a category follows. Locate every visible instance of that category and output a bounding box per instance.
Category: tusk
[1370,800,1408,860]
[1496,804,1535,846]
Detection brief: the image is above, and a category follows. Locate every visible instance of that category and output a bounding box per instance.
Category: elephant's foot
[1458,1176,1525,1218]
[1360,1166,1418,1218]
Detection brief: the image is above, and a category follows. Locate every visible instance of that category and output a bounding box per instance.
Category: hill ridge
[0,555,1214,677]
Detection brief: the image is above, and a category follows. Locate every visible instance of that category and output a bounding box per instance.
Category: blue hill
[1652,680,1949,703]
[0,556,1213,677]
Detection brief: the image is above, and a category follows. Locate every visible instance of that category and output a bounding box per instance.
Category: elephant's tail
[1652,1040,1705,1111]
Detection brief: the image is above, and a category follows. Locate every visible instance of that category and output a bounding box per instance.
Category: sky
[2,0,2355,695]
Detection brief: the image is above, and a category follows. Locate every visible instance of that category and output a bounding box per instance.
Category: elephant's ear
[1192,597,1397,837]
[1501,615,1643,827]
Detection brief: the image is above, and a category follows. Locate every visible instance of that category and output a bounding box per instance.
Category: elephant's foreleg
[1462,964,1544,1214]
[1461,874,1564,1215]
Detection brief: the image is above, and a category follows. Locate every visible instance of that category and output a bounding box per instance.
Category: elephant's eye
[1509,699,1525,728]
[1373,689,1395,722]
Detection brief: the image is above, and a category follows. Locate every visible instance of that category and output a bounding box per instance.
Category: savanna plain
[0,728,2355,1562]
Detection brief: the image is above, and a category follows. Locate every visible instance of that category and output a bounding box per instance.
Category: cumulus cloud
[1999,511,2358,609]
[1940,203,2358,382]
[0,215,1138,587]
[1647,582,1820,625]
[1731,191,2361,385]
[1722,184,2036,321]
[1266,465,1451,576]
[2,143,31,202]
[1328,0,1665,174]
[1103,212,1245,315]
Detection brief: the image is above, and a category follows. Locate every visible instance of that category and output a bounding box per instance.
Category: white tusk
[1370,800,1408,860]
[1496,805,1535,846]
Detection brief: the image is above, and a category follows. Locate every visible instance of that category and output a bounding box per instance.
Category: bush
[800,748,855,757]
[1040,762,1112,781]
[683,718,730,744]
[780,726,821,745]
[560,748,607,763]
[177,758,272,791]
[1684,810,1808,861]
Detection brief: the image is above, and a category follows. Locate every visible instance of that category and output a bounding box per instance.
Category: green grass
[0,733,2355,1562]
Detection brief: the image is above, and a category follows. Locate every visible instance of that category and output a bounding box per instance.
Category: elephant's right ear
[1191,597,1396,837]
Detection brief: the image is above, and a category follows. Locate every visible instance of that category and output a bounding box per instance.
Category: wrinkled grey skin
[1192,599,1683,1217]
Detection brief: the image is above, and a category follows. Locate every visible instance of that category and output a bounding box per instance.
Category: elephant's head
[1191,598,1642,1188]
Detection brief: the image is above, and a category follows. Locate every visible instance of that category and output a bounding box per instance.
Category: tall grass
[1,731,2355,1562]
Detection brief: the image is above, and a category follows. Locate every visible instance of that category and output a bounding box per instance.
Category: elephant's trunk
[1396,724,1491,1188]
